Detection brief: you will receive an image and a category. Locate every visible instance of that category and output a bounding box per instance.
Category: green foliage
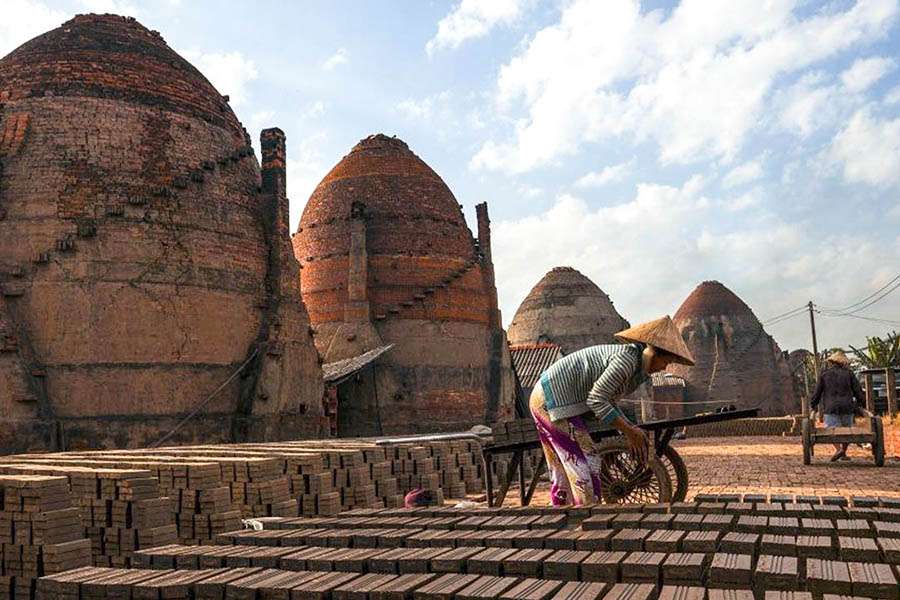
[849,331,900,369]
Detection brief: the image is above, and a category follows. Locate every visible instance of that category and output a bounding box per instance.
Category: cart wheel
[872,417,885,467]
[801,418,812,466]
[594,438,673,504]
[659,446,689,502]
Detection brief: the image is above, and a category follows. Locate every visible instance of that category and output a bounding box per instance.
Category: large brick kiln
[293,134,515,436]
[668,281,798,417]
[0,15,324,453]
[507,266,630,355]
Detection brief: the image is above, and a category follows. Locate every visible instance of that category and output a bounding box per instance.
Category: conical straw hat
[826,350,850,366]
[614,316,695,366]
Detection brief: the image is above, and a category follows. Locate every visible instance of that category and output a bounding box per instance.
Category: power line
[820,312,900,326]
[819,278,900,317]
[762,305,808,326]
[817,272,900,313]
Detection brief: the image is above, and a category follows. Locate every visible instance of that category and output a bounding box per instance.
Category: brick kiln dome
[293,134,515,434]
[507,266,630,355]
[668,281,797,416]
[295,133,487,326]
[0,15,323,452]
[0,14,241,133]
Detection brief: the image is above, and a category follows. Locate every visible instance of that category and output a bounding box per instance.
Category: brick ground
[519,436,900,506]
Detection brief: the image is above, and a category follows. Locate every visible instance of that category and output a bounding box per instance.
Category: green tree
[849,331,900,369]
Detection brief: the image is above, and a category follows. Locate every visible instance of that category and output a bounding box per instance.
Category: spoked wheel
[594,438,673,504]
[659,446,689,502]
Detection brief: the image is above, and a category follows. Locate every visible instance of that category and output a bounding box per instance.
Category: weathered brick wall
[0,15,324,452]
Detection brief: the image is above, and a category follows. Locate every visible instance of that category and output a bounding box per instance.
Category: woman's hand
[612,416,650,465]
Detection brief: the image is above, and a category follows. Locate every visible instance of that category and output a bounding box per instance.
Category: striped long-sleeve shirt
[539,343,647,424]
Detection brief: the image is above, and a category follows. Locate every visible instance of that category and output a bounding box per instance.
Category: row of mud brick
[26,497,900,600]
[0,439,535,570]
[39,565,850,600]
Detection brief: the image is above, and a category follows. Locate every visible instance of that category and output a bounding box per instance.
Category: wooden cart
[483,407,759,507]
[801,409,885,466]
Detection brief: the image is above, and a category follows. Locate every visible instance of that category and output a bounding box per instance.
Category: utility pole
[804,300,819,417]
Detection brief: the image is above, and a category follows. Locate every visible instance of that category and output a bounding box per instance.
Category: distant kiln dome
[668,281,798,416]
[508,266,630,354]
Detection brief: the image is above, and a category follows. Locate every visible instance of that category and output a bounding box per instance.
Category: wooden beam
[864,372,875,413]
[886,367,897,419]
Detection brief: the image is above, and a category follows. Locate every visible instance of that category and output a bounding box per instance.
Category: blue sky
[4,0,899,352]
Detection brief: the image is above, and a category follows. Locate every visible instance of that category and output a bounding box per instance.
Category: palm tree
[849,331,900,369]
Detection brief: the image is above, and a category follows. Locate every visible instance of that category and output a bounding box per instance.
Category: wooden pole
[864,372,875,414]
[804,301,819,417]
[886,367,896,419]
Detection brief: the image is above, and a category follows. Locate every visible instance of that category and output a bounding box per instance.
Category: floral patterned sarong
[529,386,603,506]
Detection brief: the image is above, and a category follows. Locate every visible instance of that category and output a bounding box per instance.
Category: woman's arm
[809,372,825,412]
[586,348,649,463]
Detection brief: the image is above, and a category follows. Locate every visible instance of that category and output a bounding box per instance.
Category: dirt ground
[510,435,900,506]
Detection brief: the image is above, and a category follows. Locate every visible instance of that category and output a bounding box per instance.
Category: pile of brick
[0,464,176,568]
[34,488,900,600]
[0,475,92,600]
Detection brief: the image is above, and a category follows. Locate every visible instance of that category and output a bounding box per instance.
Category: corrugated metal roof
[651,372,686,387]
[322,344,394,384]
[509,343,563,388]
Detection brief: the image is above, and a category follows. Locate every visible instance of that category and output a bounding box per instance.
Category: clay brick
[847,562,898,599]
[672,515,705,531]
[811,506,845,520]
[806,559,852,597]
[503,549,555,578]
[498,578,564,600]
[645,530,685,553]
[455,576,520,600]
[333,573,398,600]
[611,514,645,529]
[708,553,752,587]
[581,515,615,530]
[545,530,583,550]
[701,515,734,532]
[720,533,759,555]
[760,536,797,557]
[658,586,705,600]
[370,573,436,600]
[549,581,609,600]
[681,531,721,553]
[754,554,799,591]
[640,514,675,530]
[573,530,614,551]
[611,529,651,552]
[837,537,881,562]
[466,548,517,576]
[411,573,479,600]
[724,503,755,516]
[784,504,815,519]
[835,520,872,539]
[544,550,591,580]
[762,593,812,600]
[430,547,482,574]
[797,536,835,560]
[767,518,800,536]
[580,551,627,583]
[736,517,767,534]
[196,568,264,600]
[876,537,900,564]
[620,552,665,584]
[603,583,658,600]
[708,592,753,600]
[874,521,900,539]
[661,553,707,584]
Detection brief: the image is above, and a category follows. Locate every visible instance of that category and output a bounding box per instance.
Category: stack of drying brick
[0,475,91,600]
[0,464,176,568]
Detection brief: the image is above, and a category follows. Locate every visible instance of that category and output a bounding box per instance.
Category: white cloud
[775,72,844,137]
[841,56,896,92]
[517,184,543,199]
[886,85,900,104]
[300,100,326,120]
[0,0,66,56]
[722,158,765,189]
[494,175,900,351]
[287,133,329,229]
[574,159,635,188]
[183,50,258,106]
[827,107,900,187]
[473,0,899,173]
[322,48,348,70]
[79,0,140,15]
[426,0,526,55]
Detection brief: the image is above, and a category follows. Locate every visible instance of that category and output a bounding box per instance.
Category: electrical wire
[819,278,900,317]
[817,272,900,313]
[761,304,808,326]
